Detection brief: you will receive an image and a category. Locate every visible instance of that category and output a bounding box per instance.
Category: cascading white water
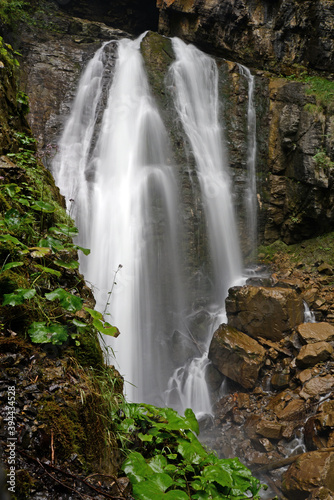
[53,34,254,416]
[53,35,185,404]
[303,301,316,323]
[170,38,243,303]
[163,39,243,417]
[238,64,258,252]
[53,41,111,242]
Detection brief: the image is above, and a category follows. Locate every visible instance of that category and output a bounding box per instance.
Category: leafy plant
[28,321,68,345]
[0,0,30,29]
[113,404,264,499]
[84,307,120,337]
[313,148,334,171]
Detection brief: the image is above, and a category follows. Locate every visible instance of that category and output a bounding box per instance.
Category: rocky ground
[202,237,334,499]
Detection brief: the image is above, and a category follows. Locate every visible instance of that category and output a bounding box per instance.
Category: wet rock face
[17,11,129,155]
[157,0,334,74]
[226,285,304,341]
[263,79,334,245]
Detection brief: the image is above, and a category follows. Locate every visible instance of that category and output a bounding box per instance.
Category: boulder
[282,451,334,500]
[297,323,334,345]
[300,375,334,400]
[226,286,304,341]
[256,419,283,440]
[208,324,266,389]
[296,342,333,369]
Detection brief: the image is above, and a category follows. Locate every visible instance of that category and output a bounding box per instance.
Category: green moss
[16,469,35,500]
[38,399,86,461]
[257,240,289,263]
[70,327,104,367]
[258,232,334,269]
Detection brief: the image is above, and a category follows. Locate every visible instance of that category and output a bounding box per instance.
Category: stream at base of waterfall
[52,33,257,418]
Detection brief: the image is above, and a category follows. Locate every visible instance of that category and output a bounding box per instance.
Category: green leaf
[184,408,200,435]
[132,481,164,500]
[5,208,21,227]
[84,307,103,320]
[54,259,79,269]
[92,318,120,337]
[72,318,87,331]
[30,247,52,258]
[2,261,24,272]
[148,455,168,473]
[33,264,61,277]
[118,418,136,433]
[28,322,68,345]
[45,288,83,312]
[201,465,233,488]
[0,234,27,248]
[148,473,174,492]
[17,197,30,207]
[84,307,120,337]
[138,432,154,442]
[39,236,65,252]
[31,200,55,213]
[73,244,90,256]
[164,491,189,500]
[122,451,153,484]
[49,223,79,237]
[3,288,36,306]
[177,435,207,464]
[2,183,21,198]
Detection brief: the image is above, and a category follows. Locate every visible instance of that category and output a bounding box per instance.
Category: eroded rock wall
[157,0,334,74]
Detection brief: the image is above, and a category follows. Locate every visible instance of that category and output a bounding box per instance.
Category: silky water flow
[53,34,257,417]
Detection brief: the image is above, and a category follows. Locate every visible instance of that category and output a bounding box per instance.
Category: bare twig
[18,449,127,499]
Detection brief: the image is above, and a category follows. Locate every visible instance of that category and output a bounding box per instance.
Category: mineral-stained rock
[282,451,334,500]
[297,323,334,345]
[300,375,334,400]
[208,324,266,389]
[296,342,333,369]
[226,285,303,341]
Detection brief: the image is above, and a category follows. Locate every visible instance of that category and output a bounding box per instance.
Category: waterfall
[238,64,258,253]
[53,35,185,404]
[170,38,242,303]
[52,34,252,415]
[163,39,243,417]
[303,301,316,323]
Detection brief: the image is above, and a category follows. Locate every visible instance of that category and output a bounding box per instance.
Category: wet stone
[296,342,333,368]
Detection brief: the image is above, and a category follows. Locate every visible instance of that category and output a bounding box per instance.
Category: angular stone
[298,368,313,384]
[297,322,334,345]
[296,342,333,369]
[226,285,304,341]
[256,419,283,439]
[317,401,334,429]
[300,375,334,400]
[208,324,266,389]
[276,398,306,421]
[282,451,334,500]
